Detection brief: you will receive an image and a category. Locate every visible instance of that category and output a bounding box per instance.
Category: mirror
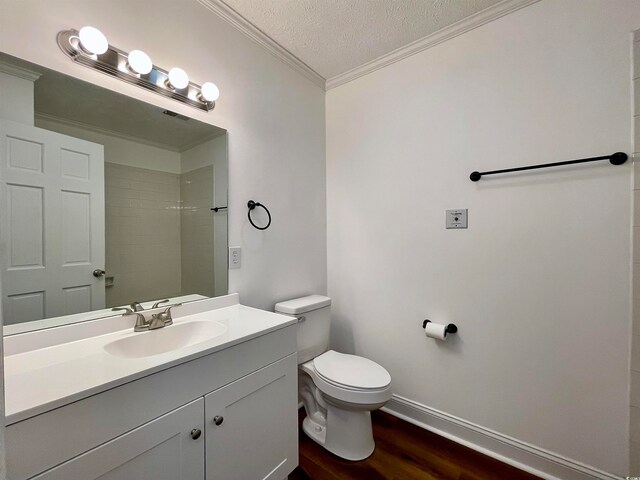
[0,53,228,335]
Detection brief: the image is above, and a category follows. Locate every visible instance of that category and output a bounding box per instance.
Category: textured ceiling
[220,0,503,79]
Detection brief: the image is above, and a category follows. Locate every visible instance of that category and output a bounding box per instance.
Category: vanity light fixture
[77,26,109,56]
[57,27,219,111]
[127,50,153,75]
[200,82,220,102]
[167,67,189,90]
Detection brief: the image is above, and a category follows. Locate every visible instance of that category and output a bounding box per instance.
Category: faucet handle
[152,299,170,309]
[158,303,183,326]
[132,312,149,332]
[130,301,144,312]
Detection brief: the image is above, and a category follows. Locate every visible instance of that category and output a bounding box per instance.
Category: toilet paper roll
[424,321,448,340]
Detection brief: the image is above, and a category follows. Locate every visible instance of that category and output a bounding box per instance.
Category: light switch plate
[229,247,241,269]
[446,209,468,229]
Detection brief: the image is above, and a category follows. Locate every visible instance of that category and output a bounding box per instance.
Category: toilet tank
[275,295,331,364]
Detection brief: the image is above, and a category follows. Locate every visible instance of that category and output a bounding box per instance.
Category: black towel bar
[469,152,627,182]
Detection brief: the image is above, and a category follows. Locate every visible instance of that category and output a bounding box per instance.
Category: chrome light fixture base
[57,29,216,112]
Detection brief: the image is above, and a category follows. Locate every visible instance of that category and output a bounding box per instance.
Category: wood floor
[290,410,540,480]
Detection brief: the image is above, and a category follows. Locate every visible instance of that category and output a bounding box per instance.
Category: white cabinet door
[205,354,298,480]
[32,398,205,480]
[0,119,105,325]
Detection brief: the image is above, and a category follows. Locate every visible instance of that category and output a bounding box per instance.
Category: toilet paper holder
[422,319,458,334]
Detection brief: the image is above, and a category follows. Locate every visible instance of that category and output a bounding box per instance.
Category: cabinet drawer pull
[213,416,224,426]
[190,428,202,440]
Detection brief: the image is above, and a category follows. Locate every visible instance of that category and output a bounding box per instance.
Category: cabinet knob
[190,428,202,440]
[213,416,224,426]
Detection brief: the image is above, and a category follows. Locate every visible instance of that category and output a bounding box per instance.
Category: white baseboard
[381,395,623,480]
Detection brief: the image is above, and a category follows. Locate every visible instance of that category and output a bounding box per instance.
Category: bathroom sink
[103,320,229,359]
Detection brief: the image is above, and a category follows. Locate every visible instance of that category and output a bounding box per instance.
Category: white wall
[0,0,326,464]
[326,0,639,475]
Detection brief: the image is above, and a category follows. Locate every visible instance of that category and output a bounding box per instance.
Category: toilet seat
[313,350,391,390]
[301,351,392,406]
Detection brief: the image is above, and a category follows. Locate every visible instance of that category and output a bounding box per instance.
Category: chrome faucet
[151,303,182,328]
[113,302,182,332]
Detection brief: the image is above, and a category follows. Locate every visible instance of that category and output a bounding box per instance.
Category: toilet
[275,295,392,461]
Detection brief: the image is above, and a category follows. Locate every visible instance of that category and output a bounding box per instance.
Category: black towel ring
[247,200,271,230]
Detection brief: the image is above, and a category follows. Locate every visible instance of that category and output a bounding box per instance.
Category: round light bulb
[200,82,219,102]
[78,26,108,55]
[127,50,152,75]
[168,67,189,90]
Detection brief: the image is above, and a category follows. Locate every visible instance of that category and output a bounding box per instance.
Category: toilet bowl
[299,350,392,460]
[275,295,392,461]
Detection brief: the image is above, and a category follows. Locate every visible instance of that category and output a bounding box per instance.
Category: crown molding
[196,0,326,90]
[196,0,540,92]
[325,0,541,90]
[0,60,42,82]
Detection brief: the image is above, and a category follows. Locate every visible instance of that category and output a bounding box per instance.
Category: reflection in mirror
[0,53,228,335]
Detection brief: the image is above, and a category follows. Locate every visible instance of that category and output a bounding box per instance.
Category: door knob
[190,428,202,440]
[213,416,224,426]
[93,269,106,277]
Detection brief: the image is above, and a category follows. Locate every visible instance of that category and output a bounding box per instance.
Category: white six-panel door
[0,119,105,324]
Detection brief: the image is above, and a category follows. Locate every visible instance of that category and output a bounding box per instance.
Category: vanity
[4,294,299,480]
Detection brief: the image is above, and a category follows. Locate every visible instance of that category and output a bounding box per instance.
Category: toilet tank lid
[275,295,331,314]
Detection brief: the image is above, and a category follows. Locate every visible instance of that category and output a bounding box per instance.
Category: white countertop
[4,294,296,424]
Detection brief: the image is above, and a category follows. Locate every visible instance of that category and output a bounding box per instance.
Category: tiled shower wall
[631,31,640,475]
[104,162,182,307]
[180,165,215,297]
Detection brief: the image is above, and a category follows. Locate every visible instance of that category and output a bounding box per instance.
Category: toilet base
[302,415,327,446]
[302,403,375,461]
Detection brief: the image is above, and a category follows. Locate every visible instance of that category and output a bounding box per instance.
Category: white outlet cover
[229,247,241,269]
